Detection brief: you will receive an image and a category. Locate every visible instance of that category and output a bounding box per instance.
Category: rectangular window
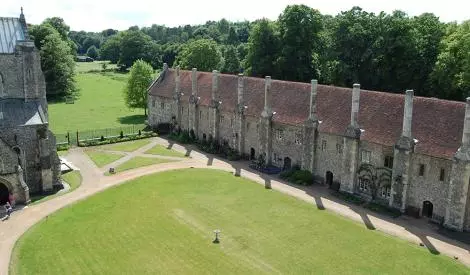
[199,110,202,120]
[161,102,165,109]
[419,164,425,176]
[359,178,369,192]
[321,140,327,151]
[384,156,394,169]
[440,168,445,181]
[231,118,234,127]
[220,115,224,124]
[380,186,391,198]
[336,143,343,154]
[152,98,156,107]
[361,150,371,164]
[277,129,283,140]
[295,132,302,145]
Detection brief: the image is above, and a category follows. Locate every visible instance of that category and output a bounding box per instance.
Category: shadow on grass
[117,114,146,125]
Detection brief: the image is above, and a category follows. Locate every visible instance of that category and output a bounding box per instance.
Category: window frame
[419,164,425,177]
[361,150,371,164]
[439,168,445,182]
[321,140,327,151]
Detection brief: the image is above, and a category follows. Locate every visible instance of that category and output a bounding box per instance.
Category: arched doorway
[326,171,333,186]
[422,201,433,218]
[283,157,292,171]
[202,133,207,141]
[0,182,9,205]
[250,148,256,160]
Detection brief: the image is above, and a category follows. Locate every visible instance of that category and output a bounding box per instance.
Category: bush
[280,168,313,186]
[364,202,401,218]
[78,132,157,147]
[168,130,195,144]
[56,144,70,151]
[331,191,365,205]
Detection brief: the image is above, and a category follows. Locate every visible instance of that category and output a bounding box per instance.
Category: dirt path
[1,137,469,274]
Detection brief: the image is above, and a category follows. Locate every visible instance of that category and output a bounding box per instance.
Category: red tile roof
[149,69,465,159]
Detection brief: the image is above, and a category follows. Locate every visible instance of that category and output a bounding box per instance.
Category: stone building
[0,10,60,205]
[148,65,470,232]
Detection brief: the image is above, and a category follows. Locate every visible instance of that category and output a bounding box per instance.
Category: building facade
[0,11,60,205]
[148,65,470,232]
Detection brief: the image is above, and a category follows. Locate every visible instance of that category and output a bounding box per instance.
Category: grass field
[48,62,146,134]
[30,171,82,205]
[85,150,124,167]
[103,139,152,152]
[145,144,187,157]
[11,169,469,274]
[106,156,177,175]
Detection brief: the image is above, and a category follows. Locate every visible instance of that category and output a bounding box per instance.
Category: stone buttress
[209,70,220,141]
[173,66,182,128]
[259,76,273,188]
[189,68,199,136]
[390,90,415,212]
[302,79,319,173]
[444,98,470,231]
[340,84,361,193]
[235,73,246,155]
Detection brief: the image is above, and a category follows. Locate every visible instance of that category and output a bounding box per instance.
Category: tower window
[439,168,445,181]
[419,164,425,176]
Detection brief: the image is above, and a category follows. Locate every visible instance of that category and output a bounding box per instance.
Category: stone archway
[422,201,433,218]
[283,157,292,171]
[326,171,334,186]
[250,148,256,160]
[0,182,9,205]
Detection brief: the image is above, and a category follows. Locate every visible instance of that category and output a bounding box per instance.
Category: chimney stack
[191,68,197,96]
[461,97,470,149]
[238,73,244,105]
[211,70,219,100]
[309,79,318,121]
[350,84,361,128]
[401,90,414,138]
[263,76,272,115]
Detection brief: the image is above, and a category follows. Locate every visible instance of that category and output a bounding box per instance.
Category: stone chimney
[262,76,272,117]
[191,68,197,96]
[402,90,414,138]
[461,98,470,150]
[212,70,219,100]
[309,79,318,121]
[237,73,244,105]
[350,83,360,128]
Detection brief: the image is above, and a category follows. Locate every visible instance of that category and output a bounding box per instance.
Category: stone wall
[271,123,303,168]
[316,133,344,183]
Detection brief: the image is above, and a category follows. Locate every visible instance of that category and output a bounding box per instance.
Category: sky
[3,0,470,32]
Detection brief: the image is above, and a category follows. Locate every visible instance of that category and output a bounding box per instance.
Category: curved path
[1,137,470,274]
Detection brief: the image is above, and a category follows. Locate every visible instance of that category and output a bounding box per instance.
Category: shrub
[56,144,70,151]
[78,132,156,147]
[364,202,401,218]
[280,168,313,186]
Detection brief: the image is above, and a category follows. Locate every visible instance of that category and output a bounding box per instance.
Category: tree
[431,20,470,101]
[278,5,324,82]
[221,45,240,73]
[175,39,222,72]
[124,60,154,115]
[29,23,57,49]
[86,45,99,59]
[43,17,70,40]
[227,27,239,45]
[40,31,77,97]
[99,34,122,63]
[119,30,157,68]
[244,19,280,78]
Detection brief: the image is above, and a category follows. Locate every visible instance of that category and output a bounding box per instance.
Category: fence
[55,124,149,146]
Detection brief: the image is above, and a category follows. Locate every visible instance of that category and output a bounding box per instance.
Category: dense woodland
[30,5,470,101]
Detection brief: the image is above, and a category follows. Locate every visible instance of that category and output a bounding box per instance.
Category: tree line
[30,5,470,101]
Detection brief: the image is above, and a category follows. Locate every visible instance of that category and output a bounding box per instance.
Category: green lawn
[85,150,124,167]
[30,171,82,205]
[145,144,186,157]
[11,169,469,274]
[107,156,177,175]
[48,63,145,134]
[103,139,152,152]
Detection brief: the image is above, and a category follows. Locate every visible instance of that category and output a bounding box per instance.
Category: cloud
[3,0,469,32]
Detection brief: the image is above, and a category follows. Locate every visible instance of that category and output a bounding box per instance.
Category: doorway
[0,183,9,205]
[422,201,433,218]
[326,171,333,186]
[283,157,292,171]
[250,148,256,160]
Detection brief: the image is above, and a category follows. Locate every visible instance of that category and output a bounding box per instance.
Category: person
[8,192,15,208]
[4,202,12,218]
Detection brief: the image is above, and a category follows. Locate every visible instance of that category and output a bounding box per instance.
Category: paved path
[1,137,469,274]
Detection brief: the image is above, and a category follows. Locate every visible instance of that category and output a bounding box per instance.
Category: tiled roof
[149,69,465,159]
[0,17,25,53]
[0,99,47,127]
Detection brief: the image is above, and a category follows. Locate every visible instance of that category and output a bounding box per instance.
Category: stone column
[236,73,245,155]
[390,90,415,211]
[259,76,273,188]
[210,70,220,141]
[340,84,361,193]
[444,98,470,231]
[189,68,199,137]
[174,66,182,128]
[302,79,319,172]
